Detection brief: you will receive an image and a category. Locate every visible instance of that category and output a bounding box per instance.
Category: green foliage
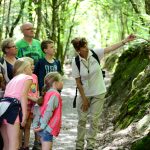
[131,132,150,150]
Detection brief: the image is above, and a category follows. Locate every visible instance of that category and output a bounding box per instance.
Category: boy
[34,40,62,93]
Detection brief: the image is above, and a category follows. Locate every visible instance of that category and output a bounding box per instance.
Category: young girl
[33,72,63,150]
[0,58,33,150]
[19,57,40,150]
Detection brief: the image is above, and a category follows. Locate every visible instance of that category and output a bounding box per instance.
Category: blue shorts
[38,130,53,142]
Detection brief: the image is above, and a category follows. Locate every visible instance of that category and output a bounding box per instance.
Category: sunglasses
[24,28,35,31]
[7,45,16,49]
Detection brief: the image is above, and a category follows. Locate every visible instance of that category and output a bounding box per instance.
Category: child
[34,40,62,94]
[0,58,33,150]
[33,72,63,150]
[19,57,40,150]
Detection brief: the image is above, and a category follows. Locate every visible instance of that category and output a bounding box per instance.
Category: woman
[0,38,18,83]
[0,58,33,150]
[71,34,136,150]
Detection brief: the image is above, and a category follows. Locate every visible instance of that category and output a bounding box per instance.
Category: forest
[0,0,150,149]
[0,0,149,64]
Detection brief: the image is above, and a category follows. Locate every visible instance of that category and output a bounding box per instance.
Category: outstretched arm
[104,34,136,54]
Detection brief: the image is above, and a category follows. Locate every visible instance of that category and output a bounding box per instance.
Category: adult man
[16,22,43,64]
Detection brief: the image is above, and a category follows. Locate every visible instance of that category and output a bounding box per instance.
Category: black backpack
[73,50,105,108]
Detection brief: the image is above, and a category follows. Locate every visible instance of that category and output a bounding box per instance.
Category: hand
[21,118,27,127]
[81,98,90,112]
[37,96,43,106]
[34,126,43,132]
[125,34,136,43]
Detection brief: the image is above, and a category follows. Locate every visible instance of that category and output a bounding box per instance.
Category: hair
[71,37,87,51]
[22,57,34,65]
[41,40,54,53]
[42,72,62,93]
[13,58,30,76]
[1,38,14,54]
[20,22,33,32]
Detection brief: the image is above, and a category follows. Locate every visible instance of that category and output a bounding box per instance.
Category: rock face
[97,42,150,149]
[106,42,150,107]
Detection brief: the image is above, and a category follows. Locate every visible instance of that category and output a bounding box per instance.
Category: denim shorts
[38,130,53,142]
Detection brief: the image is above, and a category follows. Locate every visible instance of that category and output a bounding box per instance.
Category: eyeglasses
[7,45,16,49]
[24,28,35,31]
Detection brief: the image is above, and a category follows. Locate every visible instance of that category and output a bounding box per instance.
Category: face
[44,43,56,56]
[30,62,34,72]
[24,62,33,76]
[55,80,63,90]
[22,23,35,38]
[78,44,89,58]
[6,42,18,56]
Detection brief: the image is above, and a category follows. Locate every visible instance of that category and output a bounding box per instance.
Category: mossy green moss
[131,132,150,150]
[105,42,150,129]
[106,42,149,106]
[114,64,150,129]
[104,53,119,72]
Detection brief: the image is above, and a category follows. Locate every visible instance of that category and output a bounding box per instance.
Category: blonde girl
[33,72,63,150]
[0,58,33,150]
[19,57,40,150]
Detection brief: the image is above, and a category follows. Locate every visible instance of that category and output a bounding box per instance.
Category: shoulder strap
[0,57,4,64]
[90,49,100,64]
[75,55,80,73]
[73,56,81,108]
[0,58,10,83]
[91,50,105,77]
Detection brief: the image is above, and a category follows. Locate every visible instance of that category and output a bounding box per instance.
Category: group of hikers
[0,21,136,150]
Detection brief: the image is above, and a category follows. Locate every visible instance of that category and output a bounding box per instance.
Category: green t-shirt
[16,39,44,64]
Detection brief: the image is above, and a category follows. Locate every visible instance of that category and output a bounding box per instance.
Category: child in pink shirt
[0,58,33,150]
[19,57,40,150]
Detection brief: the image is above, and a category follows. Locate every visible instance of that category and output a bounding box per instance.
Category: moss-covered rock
[106,42,150,106]
[130,132,150,150]
[114,64,150,129]
[104,53,119,72]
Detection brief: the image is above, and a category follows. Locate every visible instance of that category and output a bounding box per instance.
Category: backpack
[73,50,105,108]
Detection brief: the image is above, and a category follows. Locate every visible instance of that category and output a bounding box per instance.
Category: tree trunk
[61,0,79,65]
[129,0,145,25]
[28,0,33,22]
[145,0,150,15]
[35,0,42,39]
[5,0,12,38]
[51,0,58,41]
[9,1,26,37]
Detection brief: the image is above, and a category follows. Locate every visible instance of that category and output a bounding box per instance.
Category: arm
[104,34,136,54]
[39,95,59,130]
[28,96,39,102]
[76,78,89,112]
[21,79,33,127]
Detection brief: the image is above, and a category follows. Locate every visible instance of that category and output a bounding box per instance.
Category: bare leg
[0,124,9,150]
[24,116,32,148]
[7,123,20,150]
[42,141,53,150]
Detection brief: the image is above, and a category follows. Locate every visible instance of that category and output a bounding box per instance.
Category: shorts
[38,130,53,142]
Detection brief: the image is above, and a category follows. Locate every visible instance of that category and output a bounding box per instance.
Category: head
[43,72,63,92]
[1,38,17,56]
[71,37,89,58]
[41,40,55,56]
[21,57,34,72]
[20,22,35,38]
[13,57,32,76]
